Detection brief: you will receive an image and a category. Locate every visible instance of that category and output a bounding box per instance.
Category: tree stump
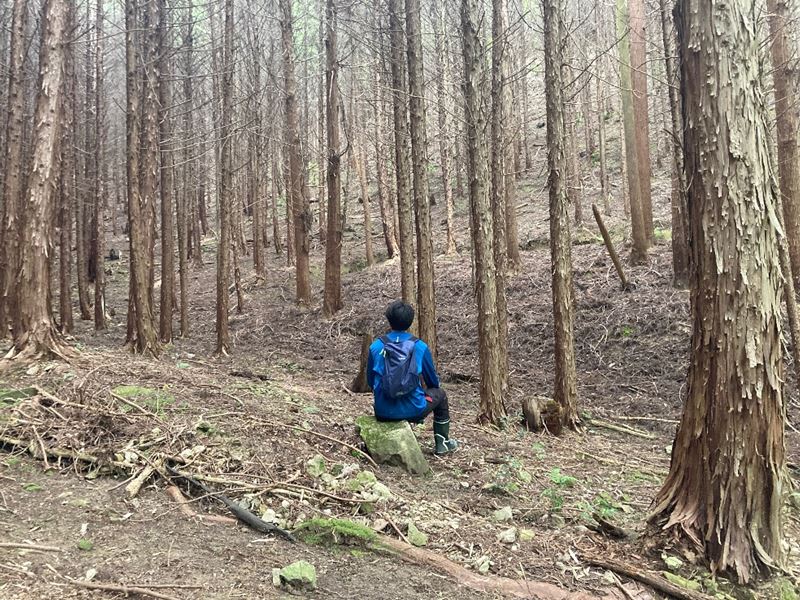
[349,330,372,393]
[522,396,563,436]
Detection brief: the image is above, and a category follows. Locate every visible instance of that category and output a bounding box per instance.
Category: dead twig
[0,542,62,552]
[61,575,183,600]
[588,419,654,439]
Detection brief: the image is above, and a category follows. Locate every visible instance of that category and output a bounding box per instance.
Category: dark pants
[409,387,449,424]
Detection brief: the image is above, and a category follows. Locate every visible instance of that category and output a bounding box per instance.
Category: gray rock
[492,506,513,522]
[355,416,431,475]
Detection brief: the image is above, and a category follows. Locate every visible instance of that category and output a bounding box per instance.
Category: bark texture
[12,0,69,358]
[543,0,578,429]
[406,0,437,355]
[280,0,311,305]
[462,0,506,425]
[389,0,416,305]
[0,0,28,336]
[323,0,342,317]
[650,0,786,582]
[616,0,648,263]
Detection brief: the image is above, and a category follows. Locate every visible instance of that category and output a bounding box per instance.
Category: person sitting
[366,300,458,455]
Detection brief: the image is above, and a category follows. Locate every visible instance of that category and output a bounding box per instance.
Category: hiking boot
[433,420,459,456]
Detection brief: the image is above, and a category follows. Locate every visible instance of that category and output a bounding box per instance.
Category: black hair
[385,300,415,331]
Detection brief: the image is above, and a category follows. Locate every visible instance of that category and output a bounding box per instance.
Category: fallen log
[582,554,715,600]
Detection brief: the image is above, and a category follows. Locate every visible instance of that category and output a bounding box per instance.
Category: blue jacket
[367,330,440,420]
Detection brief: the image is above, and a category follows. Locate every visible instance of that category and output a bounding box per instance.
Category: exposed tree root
[375,536,620,599]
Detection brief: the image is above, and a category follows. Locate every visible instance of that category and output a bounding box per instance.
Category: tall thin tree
[389,0,415,305]
[158,0,174,341]
[0,0,29,337]
[323,0,342,317]
[280,0,312,305]
[544,0,578,429]
[406,0,436,353]
[215,0,234,354]
[462,0,506,424]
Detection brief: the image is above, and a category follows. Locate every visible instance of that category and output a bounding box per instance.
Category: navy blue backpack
[380,335,420,399]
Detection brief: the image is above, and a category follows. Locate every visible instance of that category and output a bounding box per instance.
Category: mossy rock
[355,416,431,475]
[275,560,317,591]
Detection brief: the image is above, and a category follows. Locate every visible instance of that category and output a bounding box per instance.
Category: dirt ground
[2,160,800,600]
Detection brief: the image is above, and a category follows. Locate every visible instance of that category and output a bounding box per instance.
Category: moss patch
[294,517,377,546]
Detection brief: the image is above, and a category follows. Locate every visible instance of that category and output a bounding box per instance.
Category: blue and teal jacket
[367,330,440,420]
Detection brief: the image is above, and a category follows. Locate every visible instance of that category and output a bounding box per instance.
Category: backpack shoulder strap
[379,334,392,346]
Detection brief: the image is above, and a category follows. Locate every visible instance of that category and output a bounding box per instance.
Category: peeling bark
[650,0,786,582]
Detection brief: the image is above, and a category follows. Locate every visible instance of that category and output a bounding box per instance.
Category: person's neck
[390,329,409,335]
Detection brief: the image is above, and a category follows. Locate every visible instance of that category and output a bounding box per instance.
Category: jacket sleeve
[420,346,440,389]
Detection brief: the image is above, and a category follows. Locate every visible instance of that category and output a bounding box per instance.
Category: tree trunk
[215,0,233,355]
[92,0,105,330]
[350,330,373,393]
[271,155,284,256]
[389,0,416,305]
[406,0,436,354]
[543,0,579,430]
[280,0,311,305]
[0,0,30,335]
[11,0,69,358]
[177,0,193,336]
[767,0,800,290]
[595,8,610,214]
[431,3,457,255]
[490,0,511,394]
[566,98,583,226]
[157,0,174,341]
[356,136,375,267]
[323,0,342,317]
[616,0,648,263]
[658,0,689,288]
[628,0,653,242]
[650,0,786,582]
[58,9,75,335]
[373,54,399,259]
[462,0,506,425]
[125,0,160,356]
[317,0,327,246]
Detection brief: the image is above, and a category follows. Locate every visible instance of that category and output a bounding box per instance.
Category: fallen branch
[587,513,634,540]
[126,463,158,498]
[63,576,183,600]
[589,419,654,439]
[0,434,130,470]
[165,486,238,526]
[229,369,271,381]
[0,542,61,552]
[592,203,631,291]
[166,464,294,541]
[582,554,714,600]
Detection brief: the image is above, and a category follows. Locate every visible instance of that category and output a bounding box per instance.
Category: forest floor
[2,175,800,600]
